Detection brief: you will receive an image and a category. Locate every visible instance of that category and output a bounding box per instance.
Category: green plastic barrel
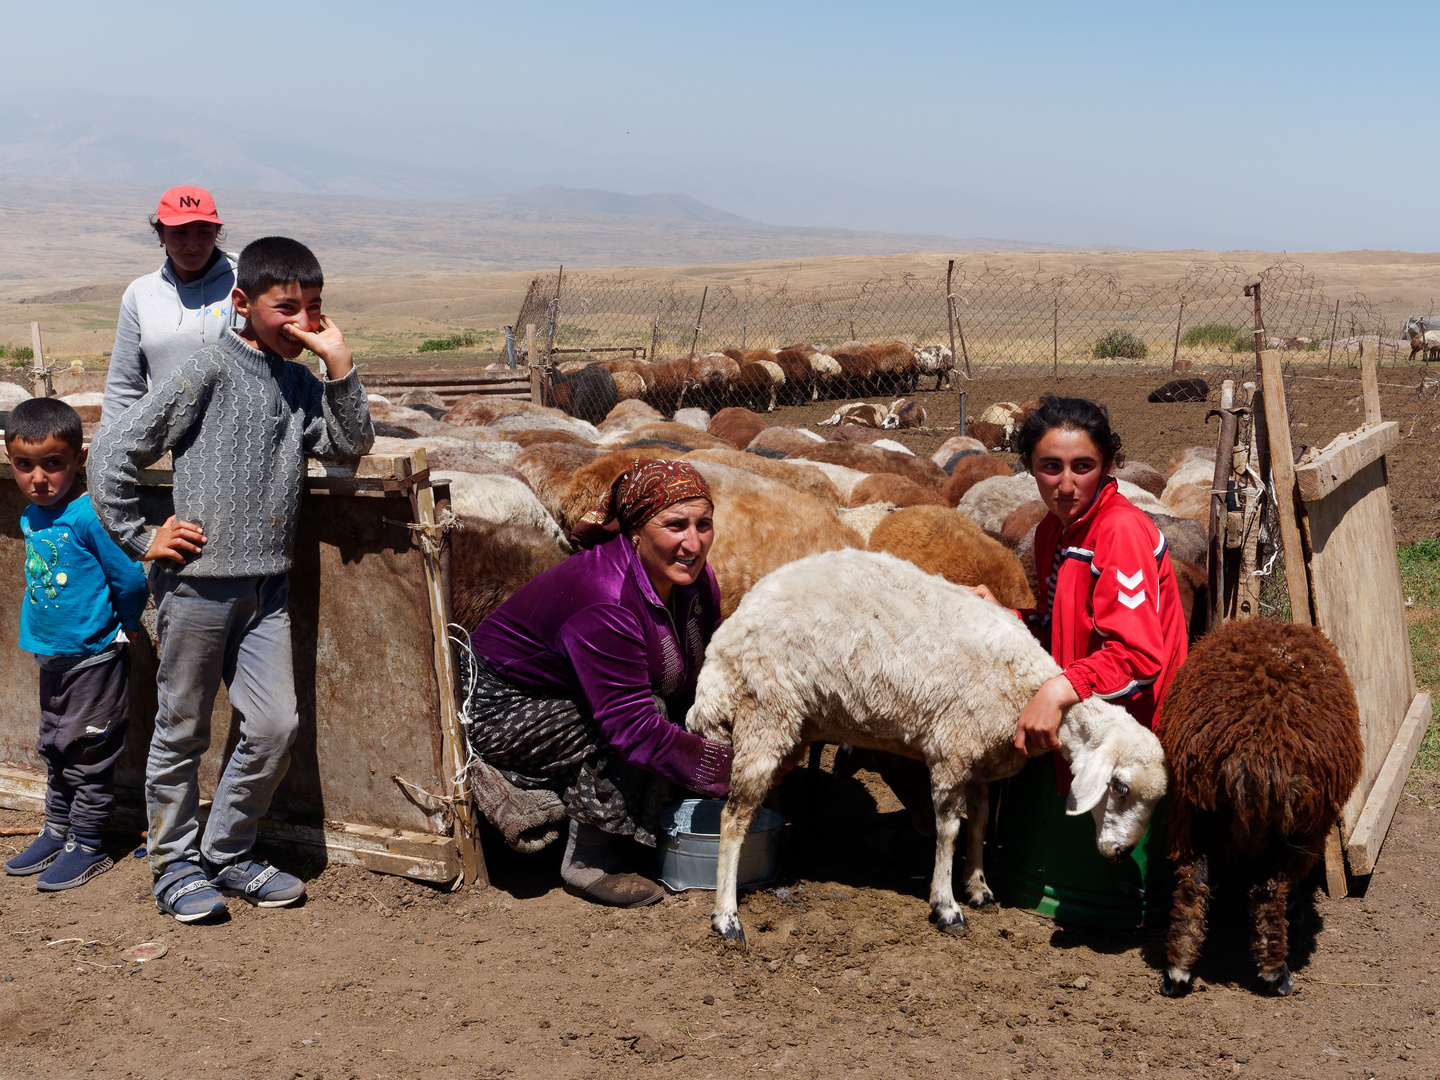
[984,755,1171,928]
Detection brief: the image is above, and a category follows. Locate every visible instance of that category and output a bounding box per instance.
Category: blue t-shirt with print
[19,493,148,658]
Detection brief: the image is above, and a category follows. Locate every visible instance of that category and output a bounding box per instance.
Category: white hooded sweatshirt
[100,252,242,426]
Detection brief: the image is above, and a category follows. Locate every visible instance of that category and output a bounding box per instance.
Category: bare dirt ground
[2,756,1438,1080]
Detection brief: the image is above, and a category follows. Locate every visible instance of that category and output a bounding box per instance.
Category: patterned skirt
[464,659,667,852]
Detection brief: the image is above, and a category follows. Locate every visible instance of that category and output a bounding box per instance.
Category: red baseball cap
[155,186,223,227]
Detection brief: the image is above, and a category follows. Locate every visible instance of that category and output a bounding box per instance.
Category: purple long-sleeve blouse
[470,534,732,796]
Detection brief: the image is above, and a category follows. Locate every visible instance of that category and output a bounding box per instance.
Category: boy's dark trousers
[37,645,130,836]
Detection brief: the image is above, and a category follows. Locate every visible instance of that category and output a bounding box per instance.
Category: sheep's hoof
[1159,970,1192,998]
[967,892,998,912]
[1264,964,1293,997]
[713,916,746,948]
[934,911,968,937]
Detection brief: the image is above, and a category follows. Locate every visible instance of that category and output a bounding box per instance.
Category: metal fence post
[1171,299,1185,371]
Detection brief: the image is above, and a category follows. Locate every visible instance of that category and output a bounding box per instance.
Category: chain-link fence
[508,259,1439,543]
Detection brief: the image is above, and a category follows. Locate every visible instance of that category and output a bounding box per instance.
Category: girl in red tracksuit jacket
[986,397,1188,766]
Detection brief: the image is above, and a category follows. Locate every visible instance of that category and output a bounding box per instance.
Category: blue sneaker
[37,833,113,892]
[206,858,306,907]
[154,862,228,923]
[4,823,68,876]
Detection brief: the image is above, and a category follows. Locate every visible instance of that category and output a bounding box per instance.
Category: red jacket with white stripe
[1015,478,1188,733]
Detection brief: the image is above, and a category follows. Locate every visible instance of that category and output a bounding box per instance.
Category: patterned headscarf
[570,459,712,548]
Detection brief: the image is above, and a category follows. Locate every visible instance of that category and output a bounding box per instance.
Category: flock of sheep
[363,383,1359,998]
[527,340,957,422]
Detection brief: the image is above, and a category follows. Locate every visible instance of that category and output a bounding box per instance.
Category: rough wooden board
[1258,350,1314,625]
[1323,824,1347,898]
[1294,423,1401,503]
[0,765,46,812]
[1361,346,1382,425]
[1345,692,1432,876]
[0,451,422,486]
[1304,458,1418,836]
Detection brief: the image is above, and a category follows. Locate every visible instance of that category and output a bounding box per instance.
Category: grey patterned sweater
[90,328,374,578]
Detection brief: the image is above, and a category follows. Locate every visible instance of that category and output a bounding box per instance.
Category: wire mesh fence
[508,259,1440,543]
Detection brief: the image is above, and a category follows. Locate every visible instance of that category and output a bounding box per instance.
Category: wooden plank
[1257,350,1313,625]
[1305,457,1417,837]
[408,451,488,889]
[1294,422,1401,503]
[1345,692,1432,876]
[1361,342,1382,425]
[0,767,462,882]
[363,369,536,387]
[1323,824,1347,898]
[0,765,46,812]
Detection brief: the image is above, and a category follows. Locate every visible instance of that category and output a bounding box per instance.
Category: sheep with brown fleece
[610,370,646,401]
[684,460,862,617]
[785,439,946,490]
[746,425,825,455]
[932,435,987,466]
[820,401,889,428]
[510,442,605,526]
[848,473,947,509]
[914,343,954,390]
[774,458,869,504]
[1000,498,1049,548]
[773,348,818,403]
[643,358,698,414]
[1158,619,1362,997]
[883,398,927,429]
[836,501,896,543]
[601,399,663,427]
[617,422,732,451]
[708,407,770,451]
[965,420,1011,452]
[826,424,891,446]
[1161,448,1217,522]
[445,395,565,427]
[688,550,1168,942]
[867,505,1035,607]
[941,455,1013,507]
[729,363,778,413]
[681,448,840,510]
[1112,460,1167,499]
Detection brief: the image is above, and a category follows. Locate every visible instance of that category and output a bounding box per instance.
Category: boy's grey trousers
[146,569,298,875]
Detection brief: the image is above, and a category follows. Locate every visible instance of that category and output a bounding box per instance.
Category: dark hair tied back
[1014,396,1123,472]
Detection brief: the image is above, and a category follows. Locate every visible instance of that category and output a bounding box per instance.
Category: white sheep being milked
[686,549,1167,944]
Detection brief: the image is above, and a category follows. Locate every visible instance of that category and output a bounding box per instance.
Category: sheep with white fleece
[687,549,1167,944]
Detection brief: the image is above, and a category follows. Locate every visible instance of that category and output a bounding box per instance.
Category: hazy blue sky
[6,0,1434,249]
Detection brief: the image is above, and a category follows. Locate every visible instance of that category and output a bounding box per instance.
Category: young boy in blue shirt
[90,236,373,923]
[3,398,148,890]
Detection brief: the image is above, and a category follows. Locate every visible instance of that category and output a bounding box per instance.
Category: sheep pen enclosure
[3,254,1440,1078]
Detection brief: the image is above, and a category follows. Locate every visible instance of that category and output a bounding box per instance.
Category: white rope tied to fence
[383,508,458,557]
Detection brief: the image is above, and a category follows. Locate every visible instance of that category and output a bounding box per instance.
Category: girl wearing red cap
[100,187,240,426]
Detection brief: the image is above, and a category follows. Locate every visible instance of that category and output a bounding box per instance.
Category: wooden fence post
[527,323,541,406]
[945,260,960,393]
[1258,349,1312,626]
[1171,299,1184,371]
[1361,342,1382,425]
[30,322,52,399]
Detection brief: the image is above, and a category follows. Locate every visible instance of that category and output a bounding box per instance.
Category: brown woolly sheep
[940,455,1014,507]
[999,498,1049,548]
[775,458,869,504]
[1112,460,1168,499]
[868,340,919,395]
[683,460,863,617]
[601,399,663,427]
[449,516,570,631]
[848,473,947,509]
[772,348,818,404]
[620,422,732,451]
[1161,450,1216,522]
[426,446,529,485]
[867,505,1035,608]
[884,398,927,429]
[829,342,878,396]
[965,420,1011,451]
[730,363,778,413]
[786,440,946,490]
[600,357,654,389]
[836,501,897,544]
[1169,557,1208,642]
[643,358,697,414]
[931,435,988,469]
[445,395,563,427]
[682,448,840,510]
[821,401,888,428]
[510,441,606,526]
[505,428,597,450]
[708,407,770,451]
[746,426,826,455]
[977,401,1024,427]
[826,424,892,446]
[610,370,646,401]
[1158,619,1362,998]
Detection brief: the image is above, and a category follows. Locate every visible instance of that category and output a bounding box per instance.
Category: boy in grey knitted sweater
[90,237,374,922]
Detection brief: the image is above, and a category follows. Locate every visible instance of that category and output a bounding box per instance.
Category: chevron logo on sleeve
[1116,568,1145,609]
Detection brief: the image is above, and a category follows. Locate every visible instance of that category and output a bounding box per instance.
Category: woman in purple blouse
[467,460,733,907]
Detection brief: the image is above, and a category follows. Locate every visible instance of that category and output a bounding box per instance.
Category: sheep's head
[1065,724,1167,861]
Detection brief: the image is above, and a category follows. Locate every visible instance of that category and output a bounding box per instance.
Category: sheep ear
[1065,737,1118,817]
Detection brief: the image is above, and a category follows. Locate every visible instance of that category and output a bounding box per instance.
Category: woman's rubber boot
[560,819,663,908]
